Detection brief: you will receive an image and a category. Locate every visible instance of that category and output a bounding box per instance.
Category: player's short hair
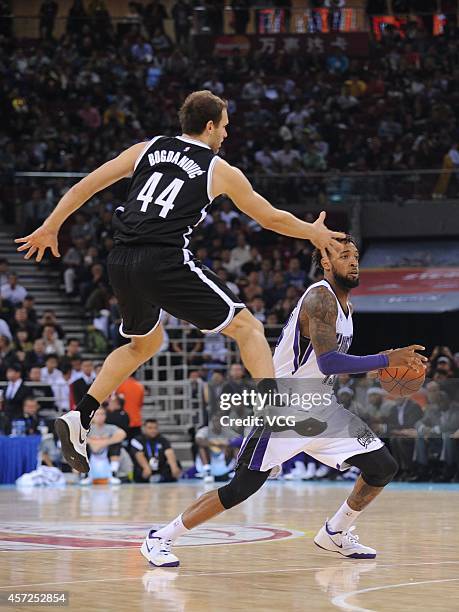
[312,234,358,274]
[179,90,227,135]
[144,418,158,426]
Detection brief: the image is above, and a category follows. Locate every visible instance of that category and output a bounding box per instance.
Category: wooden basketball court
[0,481,458,611]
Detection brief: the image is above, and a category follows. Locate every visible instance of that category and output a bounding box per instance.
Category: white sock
[110,461,120,476]
[153,514,188,543]
[327,501,361,533]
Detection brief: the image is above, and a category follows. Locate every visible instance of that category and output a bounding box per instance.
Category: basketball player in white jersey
[142,236,426,566]
[15,91,345,474]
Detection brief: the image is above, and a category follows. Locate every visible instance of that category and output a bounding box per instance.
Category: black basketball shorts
[107,245,246,337]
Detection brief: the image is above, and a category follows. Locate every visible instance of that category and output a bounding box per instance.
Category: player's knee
[130,326,163,360]
[349,446,398,488]
[225,309,264,341]
[217,463,269,509]
[363,450,398,488]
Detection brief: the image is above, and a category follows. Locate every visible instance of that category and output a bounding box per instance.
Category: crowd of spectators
[3,0,459,215]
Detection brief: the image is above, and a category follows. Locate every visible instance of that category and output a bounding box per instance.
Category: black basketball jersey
[112,135,218,248]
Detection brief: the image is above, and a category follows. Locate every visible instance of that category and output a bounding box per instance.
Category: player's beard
[334,271,360,289]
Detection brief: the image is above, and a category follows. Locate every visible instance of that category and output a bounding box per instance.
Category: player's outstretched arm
[15,142,146,262]
[212,160,345,257]
[301,288,427,374]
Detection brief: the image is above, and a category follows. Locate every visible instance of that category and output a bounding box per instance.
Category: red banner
[195,33,369,58]
[353,268,459,296]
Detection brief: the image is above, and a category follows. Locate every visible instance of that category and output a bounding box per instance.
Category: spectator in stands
[3,363,28,420]
[104,392,130,433]
[410,382,449,481]
[130,418,181,483]
[27,366,55,412]
[386,396,423,480]
[40,353,64,406]
[364,387,395,438]
[78,101,102,131]
[22,295,38,324]
[203,71,225,96]
[37,310,65,339]
[250,296,266,323]
[13,330,33,354]
[195,413,240,482]
[82,406,127,485]
[22,188,53,233]
[25,338,47,370]
[336,387,366,419]
[227,234,251,275]
[69,355,83,384]
[62,338,82,363]
[1,273,27,306]
[116,372,145,438]
[10,307,38,342]
[21,397,40,434]
[71,359,95,406]
[285,257,307,290]
[41,324,65,356]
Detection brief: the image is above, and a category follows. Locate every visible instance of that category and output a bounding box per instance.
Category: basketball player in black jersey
[15,90,345,474]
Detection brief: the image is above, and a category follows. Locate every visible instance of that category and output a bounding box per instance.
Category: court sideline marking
[332,578,459,612]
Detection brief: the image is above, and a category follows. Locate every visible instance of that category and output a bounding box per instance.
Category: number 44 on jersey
[137,172,184,218]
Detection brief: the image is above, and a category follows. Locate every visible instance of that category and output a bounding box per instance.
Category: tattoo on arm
[347,476,384,511]
[301,287,338,356]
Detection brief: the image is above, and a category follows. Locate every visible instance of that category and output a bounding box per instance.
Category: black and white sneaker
[54,411,90,473]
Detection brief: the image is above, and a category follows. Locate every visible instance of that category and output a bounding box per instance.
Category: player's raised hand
[310,211,346,258]
[14,224,60,262]
[382,345,428,373]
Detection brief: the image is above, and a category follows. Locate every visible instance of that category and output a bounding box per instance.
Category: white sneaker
[314,521,376,559]
[203,474,215,483]
[109,476,121,485]
[141,530,180,567]
[54,411,90,473]
[80,477,92,486]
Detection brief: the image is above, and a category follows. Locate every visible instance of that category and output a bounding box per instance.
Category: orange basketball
[378,366,426,398]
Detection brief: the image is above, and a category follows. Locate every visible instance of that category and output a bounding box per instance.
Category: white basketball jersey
[273,279,353,383]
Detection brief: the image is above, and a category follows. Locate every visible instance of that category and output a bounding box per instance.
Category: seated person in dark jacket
[130,419,181,483]
[4,364,28,420]
[386,396,423,478]
[27,366,56,413]
[104,392,130,432]
[15,397,40,435]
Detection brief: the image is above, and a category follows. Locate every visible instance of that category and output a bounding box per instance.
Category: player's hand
[14,224,60,262]
[383,345,428,373]
[310,211,346,258]
[171,465,182,480]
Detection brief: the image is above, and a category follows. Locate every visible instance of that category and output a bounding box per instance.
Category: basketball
[378,366,426,397]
